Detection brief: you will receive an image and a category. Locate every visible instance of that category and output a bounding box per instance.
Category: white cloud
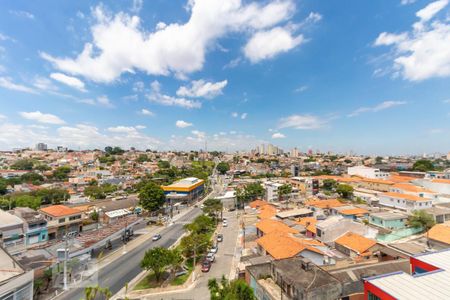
[140,108,154,116]
[19,111,65,125]
[33,77,58,91]
[348,101,407,117]
[241,113,248,119]
[78,95,114,108]
[278,114,327,130]
[176,120,193,128]
[107,125,145,133]
[132,81,145,92]
[374,0,450,81]
[244,27,304,63]
[401,0,416,5]
[176,79,227,99]
[231,112,239,118]
[135,125,146,129]
[50,72,86,92]
[0,114,6,120]
[9,10,35,19]
[0,77,37,94]
[294,85,308,93]
[41,1,298,82]
[416,0,448,22]
[131,0,143,13]
[191,130,205,140]
[147,81,201,109]
[272,132,286,139]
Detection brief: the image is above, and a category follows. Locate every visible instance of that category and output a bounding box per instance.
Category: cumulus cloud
[374,0,450,81]
[9,10,35,19]
[231,112,239,118]
[19,111,65,125]
[140,108,154,116]
[107,125,145,134]
[244,27,303,63]
[78,95,114,108]
[40,0,300,82]
[0,77,37,94]
[50,72,86,92]
[176,79,227,99]
[272,132,286,139]
[241,113,248,119]
[147,81,201,109]
[348,101,407,117]
[176,120,193,128]
[278,114,327,130]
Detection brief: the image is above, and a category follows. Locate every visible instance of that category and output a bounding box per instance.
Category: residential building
[315,216,378,244]
[256,219,298,237]
[162,177,205,203]
[338,207,369,220]
[334,232,379,258]
[369,211,409,230]
[35,143,47,151]
[246,257,342,300]
[0,210,25,253]
[39,205,83,240]
[0,246,33,300]
[347,165,389,179]
[215,190,236,209]
[275,208,313,220]
[379,192,432,213]
[423,207,450,224]
[364,248,450,299]
[414,178,450,194]
[13,207,48,246]
[427,224,450,249]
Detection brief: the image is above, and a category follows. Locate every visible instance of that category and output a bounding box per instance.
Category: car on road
[152,234,161,241]
[200,204,205,209]
[210,245,218,253]
[217,234,223,242]
[206,252,215,262]
[223,220,228,227]
[201,260,211,272]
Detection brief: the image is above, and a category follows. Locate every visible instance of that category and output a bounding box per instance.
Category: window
[368,292,381,300]
[69,215,81,221]
[58,218,65,223]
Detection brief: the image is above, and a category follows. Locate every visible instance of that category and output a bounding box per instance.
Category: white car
[223,220,228,227]
[206,252,215,262]
[210,246,218,253]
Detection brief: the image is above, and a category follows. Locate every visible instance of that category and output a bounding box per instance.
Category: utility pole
[63,237,68,290]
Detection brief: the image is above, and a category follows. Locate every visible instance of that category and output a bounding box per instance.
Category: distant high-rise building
[56,146,67,152]
[291,165,300,177]
[36,143,47,151]
[291,147,299,157]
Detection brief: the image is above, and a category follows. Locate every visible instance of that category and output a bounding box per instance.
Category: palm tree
[408,210,436,246]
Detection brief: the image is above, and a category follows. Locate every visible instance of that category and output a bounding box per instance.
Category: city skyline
[0,0,449,155]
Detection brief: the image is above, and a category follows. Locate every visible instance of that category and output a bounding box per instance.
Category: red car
[201,260,211,272]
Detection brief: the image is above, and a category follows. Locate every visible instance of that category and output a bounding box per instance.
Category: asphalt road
[57,207,203,300]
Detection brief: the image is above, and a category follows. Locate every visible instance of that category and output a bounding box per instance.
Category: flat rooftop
[0,247,24,284]
[367,249,450,300]
[370,211,408,220]
[0,209,24,227]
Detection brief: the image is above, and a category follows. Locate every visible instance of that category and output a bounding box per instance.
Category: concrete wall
[0,270,33,300]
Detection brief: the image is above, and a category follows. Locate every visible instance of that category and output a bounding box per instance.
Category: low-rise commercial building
[13,207,48,246]
[162,177,205,204]
[39,205,83,240]
[369,211,409,230]
[0,210,25,253]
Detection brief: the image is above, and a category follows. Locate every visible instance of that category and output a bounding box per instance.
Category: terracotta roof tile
[339,208,369,216]
[39,205,81,217]
[335,232,377,254]
[428,224,450,245]
[256,219,299,235]
[382,192,430,202]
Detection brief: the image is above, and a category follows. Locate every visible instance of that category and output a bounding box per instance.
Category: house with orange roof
[334,232,379,258]
[355,178,395,192]
[379,191,432,213]
[257,205,277,220]
[255,219,299,237]
[413,178,450,195]
[39,205,83,240]
[256,232,333,265]
[297,217,318,238]
[390,183,437,201]
[338,207,369,220]
[305,198,346,215]
[249,199,270,209]
[427,224,450,248]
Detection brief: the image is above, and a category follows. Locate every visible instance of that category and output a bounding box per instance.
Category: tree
[180,233,211,257]
[90,210,99,222]
[208,276,255,300]
[277,184,292,202]
[21,172,45,185]
[13,195,41,210]
[138,182,166,212]
[168,249,184,278]
[216,162,230,175]
[203,198,223,221]
[11,159,34,170]
[34,188,69,205]
[34,164,51,172]
[141,247,173,282]
[375,156,383,164]
[322,179,337,191]
[136,154,149,163]
[0,179,7,195]
[185,215,215,234]
[157,160,171,169]
[408,210,436,244]
[52,166,71,181]
[244,182,265,201]
[336,184,353,199]
[83,285,112,300]
[412,159,435,172]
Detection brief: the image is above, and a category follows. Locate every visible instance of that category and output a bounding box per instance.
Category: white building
[0,246,34,300]
[347,165,389,179]
[264,181,298,202]
[378,192,432,213]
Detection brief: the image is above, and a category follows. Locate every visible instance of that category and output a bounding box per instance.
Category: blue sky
[0,0,449,155]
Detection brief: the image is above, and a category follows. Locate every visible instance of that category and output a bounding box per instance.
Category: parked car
[152,234,161,241]
[217,234,223,242]
[210,246,218,253]
[201,260,211,272]
[175,266,188,277]
[223,220,228,227]
[206,252,215,262]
